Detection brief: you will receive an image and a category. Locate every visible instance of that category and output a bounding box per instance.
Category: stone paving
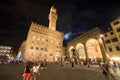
[0,63,120,80]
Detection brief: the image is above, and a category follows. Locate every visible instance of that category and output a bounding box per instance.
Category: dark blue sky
[0,0,120,51]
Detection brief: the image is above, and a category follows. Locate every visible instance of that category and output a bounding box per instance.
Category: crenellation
[31,22,63,36]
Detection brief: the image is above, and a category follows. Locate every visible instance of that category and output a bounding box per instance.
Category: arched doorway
[69,46,75,59]
[86,38,102,61]
[76,43,86,61]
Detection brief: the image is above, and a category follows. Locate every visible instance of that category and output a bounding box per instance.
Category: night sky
[0,0,120,51]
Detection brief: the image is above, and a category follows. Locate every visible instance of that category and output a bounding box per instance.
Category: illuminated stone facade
[0,45,13,59]
[102,31,120,60]
[110,18,120,43]
[24,6,64,62]
[0,45,13,56]
[67,27,107,62]
[67,26,120,62]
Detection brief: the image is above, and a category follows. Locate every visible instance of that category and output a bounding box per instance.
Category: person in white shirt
[30,62,40,80]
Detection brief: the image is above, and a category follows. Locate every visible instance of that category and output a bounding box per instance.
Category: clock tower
[49,6,58,30]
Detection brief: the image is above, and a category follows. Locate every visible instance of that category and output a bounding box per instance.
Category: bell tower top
[50,6,57,13]
[49,6,58,30]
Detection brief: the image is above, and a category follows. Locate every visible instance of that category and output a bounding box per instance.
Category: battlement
[30,22,63,36]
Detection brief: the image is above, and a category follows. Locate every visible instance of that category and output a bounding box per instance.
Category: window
[32,36,36,40]
[110,32,114,35]
[111,37,118,42]
[59,51,61,53]
[30,46,34,49]
[50,54,53,56]
[59,43,61,45]
[37,37,40,40]
[46,39,48,42]
[116,28,120,32]
[37,42,39,44]
[36,47,39,50]
[109,47,113,52]
[113,20,120,25]
[104,34,107,37]
[116,46,120,51]
[105,40,111,44]
[41,48,43,50]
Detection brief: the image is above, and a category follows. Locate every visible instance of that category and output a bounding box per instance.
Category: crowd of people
[23,59,48,80]
[101,60,120,80]
[22,58,120,80]
[59,59,120,80]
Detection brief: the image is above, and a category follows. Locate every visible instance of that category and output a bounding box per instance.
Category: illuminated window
[42,38,44,41]
[5,47,7,49]
[32,36,36,39]
[7,50,10,52]
[4,50,6,52]
[51,40,53,43]
[37,37,40,40]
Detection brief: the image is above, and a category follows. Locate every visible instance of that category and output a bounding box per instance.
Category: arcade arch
[76,43,86,60]
[86,38,102,61]
[69,46,75,59]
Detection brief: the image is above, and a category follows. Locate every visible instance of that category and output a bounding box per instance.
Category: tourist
[23,62,31,80]
[71,58,74,69]
[102,61,109,80]
[109,64,116,80]
[30,62,40,80]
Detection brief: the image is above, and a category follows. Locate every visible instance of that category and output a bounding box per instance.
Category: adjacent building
[67,27,106,62]
[0,45,13,59]
[67,19,120,62]
[110,18,120,43]
[102,31,120,61]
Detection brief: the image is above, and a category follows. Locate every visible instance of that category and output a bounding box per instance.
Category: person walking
[71,58,74,69]
[60,59,65,69]
[109,64,116,80]
[30,62,40,80]
[43,59,47,70]
[23,62,31,80]
[102,61,109,80]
